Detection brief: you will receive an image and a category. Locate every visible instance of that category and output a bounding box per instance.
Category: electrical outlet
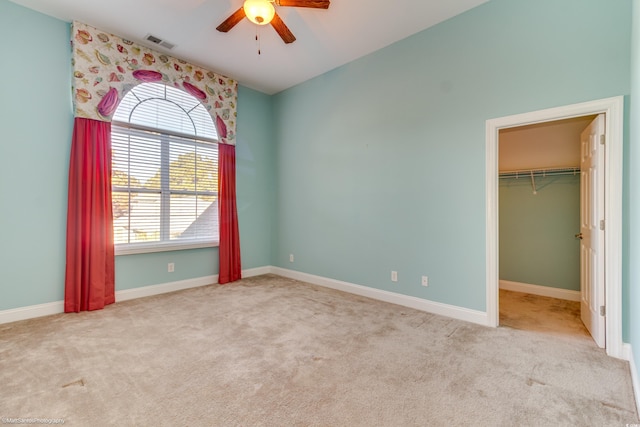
[422,276,429,287]
[391,271,398,282]
[168,262,175,273]
[289,254,294,263]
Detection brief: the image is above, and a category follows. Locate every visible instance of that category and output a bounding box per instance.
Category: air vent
[144,34,176,50]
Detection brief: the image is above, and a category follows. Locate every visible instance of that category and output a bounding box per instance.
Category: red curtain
[218,143,241,284]
[64,117,115,312]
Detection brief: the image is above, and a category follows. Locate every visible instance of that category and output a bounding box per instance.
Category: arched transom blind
[111,83,219,253]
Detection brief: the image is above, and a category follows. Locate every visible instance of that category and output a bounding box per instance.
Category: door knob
[575,233,583,240]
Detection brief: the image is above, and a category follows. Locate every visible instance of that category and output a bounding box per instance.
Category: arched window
[111,82,219,253]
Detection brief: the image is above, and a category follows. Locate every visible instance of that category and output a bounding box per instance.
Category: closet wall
[498,116,595,292]
[499,173,580,290]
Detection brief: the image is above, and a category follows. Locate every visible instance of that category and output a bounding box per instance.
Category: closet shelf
[499,166,580,195]
[498,166,580,180]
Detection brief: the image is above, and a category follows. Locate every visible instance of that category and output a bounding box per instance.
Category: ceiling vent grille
[144,34,175,50]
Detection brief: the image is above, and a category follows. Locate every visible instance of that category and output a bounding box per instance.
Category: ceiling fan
[216,0,330,44]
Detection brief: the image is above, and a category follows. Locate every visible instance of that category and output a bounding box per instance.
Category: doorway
[497,115,595,340]
[485,96,624,359]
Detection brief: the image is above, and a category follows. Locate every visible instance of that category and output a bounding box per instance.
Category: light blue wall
[272,0,631,312]
[0,1,274,307]
[236,86,275,271]
[0,1,72,310]
[499,176,580,291]
[114,249,218,290]
[629,0,640,396]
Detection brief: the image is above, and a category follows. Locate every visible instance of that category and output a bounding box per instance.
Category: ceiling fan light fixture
[243,0,276,25]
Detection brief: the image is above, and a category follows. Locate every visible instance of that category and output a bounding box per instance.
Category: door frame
[485,96,624,359]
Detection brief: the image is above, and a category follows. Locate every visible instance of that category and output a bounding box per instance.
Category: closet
[498,116,597,327]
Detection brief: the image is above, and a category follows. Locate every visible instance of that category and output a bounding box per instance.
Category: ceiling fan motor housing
[243,0,275,25]
[216,0,330,44]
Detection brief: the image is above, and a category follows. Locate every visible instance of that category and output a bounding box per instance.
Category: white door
[580,114,606,348]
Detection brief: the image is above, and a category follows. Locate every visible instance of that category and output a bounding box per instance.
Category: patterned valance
[71,21,237,144]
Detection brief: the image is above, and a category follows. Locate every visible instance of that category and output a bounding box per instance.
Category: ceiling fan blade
[275,0,330,9]
[271,13,296,44]
[216,7,246,32]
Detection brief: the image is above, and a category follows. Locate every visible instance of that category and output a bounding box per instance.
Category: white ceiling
[9,0,488,94]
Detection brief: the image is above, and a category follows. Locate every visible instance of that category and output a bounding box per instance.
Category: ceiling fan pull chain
[256,26,261,55]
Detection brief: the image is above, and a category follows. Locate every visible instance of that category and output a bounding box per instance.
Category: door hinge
[600,220,605,231]
[600,134,606,145]
[600,305,606,316]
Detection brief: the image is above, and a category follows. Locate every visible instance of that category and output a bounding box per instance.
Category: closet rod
[498,166,580,180]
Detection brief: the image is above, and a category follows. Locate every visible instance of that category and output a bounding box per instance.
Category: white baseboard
[0,266,267,325]
[625,343,640,417]
[6,268,581,330]
[115,275,218,302]
[499,280,581,301]
[242,266,272,278]
[0,301,65,325]
[272,267,488,326]
[623,343,632,361]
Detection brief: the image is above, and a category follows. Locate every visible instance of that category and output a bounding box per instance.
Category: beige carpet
[499,289,590,339]
[0,275,638,426]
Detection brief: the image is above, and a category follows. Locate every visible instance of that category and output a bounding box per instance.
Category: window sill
[115,240,219,256]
